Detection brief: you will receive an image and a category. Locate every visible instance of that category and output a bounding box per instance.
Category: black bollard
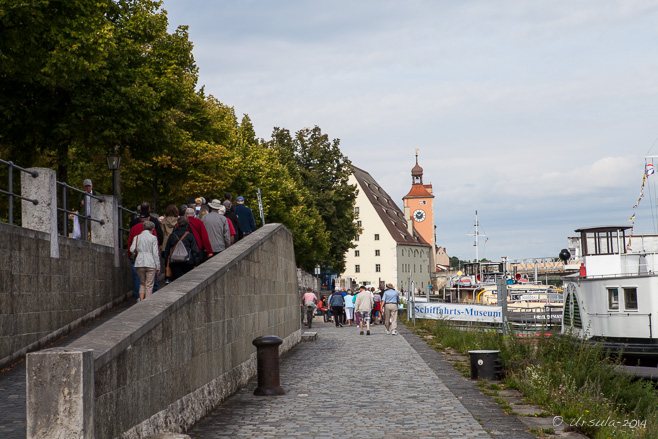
[252,335,285,396]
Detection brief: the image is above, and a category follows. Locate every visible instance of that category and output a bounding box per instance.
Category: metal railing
[0,159,39,225]
[56,181,104,239]
[118,205,139,248]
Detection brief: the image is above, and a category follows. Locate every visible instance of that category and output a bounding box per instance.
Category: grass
[412,319,658,439]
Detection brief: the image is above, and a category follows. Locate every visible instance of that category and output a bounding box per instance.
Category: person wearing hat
[129,202,164,247]
[201,199,232,255]
[235,195,257,237]
[77,178,101,239]
[382,283,400,335]
[354,285,374,335]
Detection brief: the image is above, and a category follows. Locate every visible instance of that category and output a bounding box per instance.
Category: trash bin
[468,350,501,380]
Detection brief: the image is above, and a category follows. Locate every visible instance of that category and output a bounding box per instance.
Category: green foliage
[415,319,658,439]
[270,126,358,273]
[0,0,355,272]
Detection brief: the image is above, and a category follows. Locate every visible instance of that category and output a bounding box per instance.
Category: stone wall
[296,268,321,295]
[0,221,133,369]
[27,224,301,439]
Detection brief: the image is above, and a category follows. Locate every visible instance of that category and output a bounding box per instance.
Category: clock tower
[402,151,435,251]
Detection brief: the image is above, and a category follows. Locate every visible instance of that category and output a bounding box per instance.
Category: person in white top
[344,289,355,326]
[130,221,161,301]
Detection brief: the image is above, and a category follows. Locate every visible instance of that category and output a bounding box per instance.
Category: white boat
[561,225,658,357]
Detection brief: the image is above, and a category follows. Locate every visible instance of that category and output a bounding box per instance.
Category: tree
[271,126,359,273]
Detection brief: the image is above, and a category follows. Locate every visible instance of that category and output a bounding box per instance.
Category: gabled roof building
[341,165,432,292]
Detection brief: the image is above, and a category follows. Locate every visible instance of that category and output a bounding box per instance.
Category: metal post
[8,163,13,224]
[497,278,508,335]
[257,188,265,226]
[61,184,68,237]
[252,335,285,396]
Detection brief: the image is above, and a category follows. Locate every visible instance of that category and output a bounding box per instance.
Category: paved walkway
[0,301,134,439]
[1,310,535,439]
[190,318,534,439]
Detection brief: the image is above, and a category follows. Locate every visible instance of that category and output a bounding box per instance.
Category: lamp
[106,153,121,171]
[106,148,122,207]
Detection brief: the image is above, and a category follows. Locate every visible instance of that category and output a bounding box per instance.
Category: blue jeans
[130,260,140,299]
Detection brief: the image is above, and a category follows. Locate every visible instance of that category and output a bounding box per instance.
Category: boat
[442,259,564,330]
[560,225,658,358]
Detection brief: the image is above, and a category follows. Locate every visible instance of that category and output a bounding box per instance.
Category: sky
[162,0,658,262]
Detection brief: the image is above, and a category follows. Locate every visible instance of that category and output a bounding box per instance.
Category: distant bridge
[508,257,580,279]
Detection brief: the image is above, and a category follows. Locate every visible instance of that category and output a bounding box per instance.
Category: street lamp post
[106,150,122,207]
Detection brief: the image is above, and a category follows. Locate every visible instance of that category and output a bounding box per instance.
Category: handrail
[56,181,105,238]
[118,205,139,248]
[0,159,39,225]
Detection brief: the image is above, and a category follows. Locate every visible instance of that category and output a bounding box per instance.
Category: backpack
[170,232,191,263]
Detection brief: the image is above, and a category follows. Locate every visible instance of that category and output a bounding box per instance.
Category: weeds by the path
[413,319,657,439]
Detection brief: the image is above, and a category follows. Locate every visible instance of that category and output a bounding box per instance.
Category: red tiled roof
[404,184,434,198]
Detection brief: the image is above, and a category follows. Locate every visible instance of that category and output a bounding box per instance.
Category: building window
[355,207,359,213]
[607,288,619,310]
[420,265,422,273]
[355,265,360,273]
[375,264,381,272]
[355,250,360,257]
[375,250,380,256]
[354,235,359,242]
[402,249,405,256]
[624,287,638,310]
[374,234,380,240]
[357,220,362,227]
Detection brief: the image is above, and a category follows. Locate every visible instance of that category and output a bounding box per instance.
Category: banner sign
[414,303,503,323]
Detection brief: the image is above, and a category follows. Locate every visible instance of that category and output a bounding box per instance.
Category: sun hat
[209,199,223,210]
[83,179,92,186]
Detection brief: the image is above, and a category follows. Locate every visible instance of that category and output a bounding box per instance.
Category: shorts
[357,311,371,323]
[345,307,354,320]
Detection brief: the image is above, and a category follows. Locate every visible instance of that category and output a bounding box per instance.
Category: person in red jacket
[184,207,213,261]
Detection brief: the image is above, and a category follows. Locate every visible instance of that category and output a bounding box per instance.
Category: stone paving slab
[189,320,492,439]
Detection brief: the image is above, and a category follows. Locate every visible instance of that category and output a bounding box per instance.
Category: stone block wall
[28,224,301,439]
[0,222,132,368]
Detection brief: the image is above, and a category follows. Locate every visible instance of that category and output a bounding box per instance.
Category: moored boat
[561,225,658,358]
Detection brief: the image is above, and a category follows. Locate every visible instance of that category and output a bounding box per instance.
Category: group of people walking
[127,194,258,301]
[302,284,400,336]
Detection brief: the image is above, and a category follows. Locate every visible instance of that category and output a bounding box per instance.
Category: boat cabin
[573,225,658,277]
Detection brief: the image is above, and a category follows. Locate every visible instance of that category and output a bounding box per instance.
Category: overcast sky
[163,0,658,261]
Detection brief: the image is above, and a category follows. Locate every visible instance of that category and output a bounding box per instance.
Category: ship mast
[466,210,487,263]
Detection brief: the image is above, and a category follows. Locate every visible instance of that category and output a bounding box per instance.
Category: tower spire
[411,149,423,185]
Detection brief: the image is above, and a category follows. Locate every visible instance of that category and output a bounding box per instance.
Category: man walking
[382,283,400,335]
[355,285,374,335]
[301,287,318,328]
[328,289,345,327]
[235,195,257,236]
[202,199,231,255]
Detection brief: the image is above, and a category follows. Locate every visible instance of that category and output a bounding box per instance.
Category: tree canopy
[0,0,358,272]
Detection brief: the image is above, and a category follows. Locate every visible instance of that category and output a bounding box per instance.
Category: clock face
[413,209,426,222]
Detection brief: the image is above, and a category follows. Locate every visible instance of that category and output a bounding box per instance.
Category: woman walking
[344,289,355,326]
[164,216,200,281]
[130,221,160,301]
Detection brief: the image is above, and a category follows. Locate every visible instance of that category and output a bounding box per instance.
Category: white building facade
[341,166,432,292]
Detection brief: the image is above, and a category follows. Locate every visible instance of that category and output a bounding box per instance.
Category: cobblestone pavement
[190,319,500,439]
[0,301,134,439]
